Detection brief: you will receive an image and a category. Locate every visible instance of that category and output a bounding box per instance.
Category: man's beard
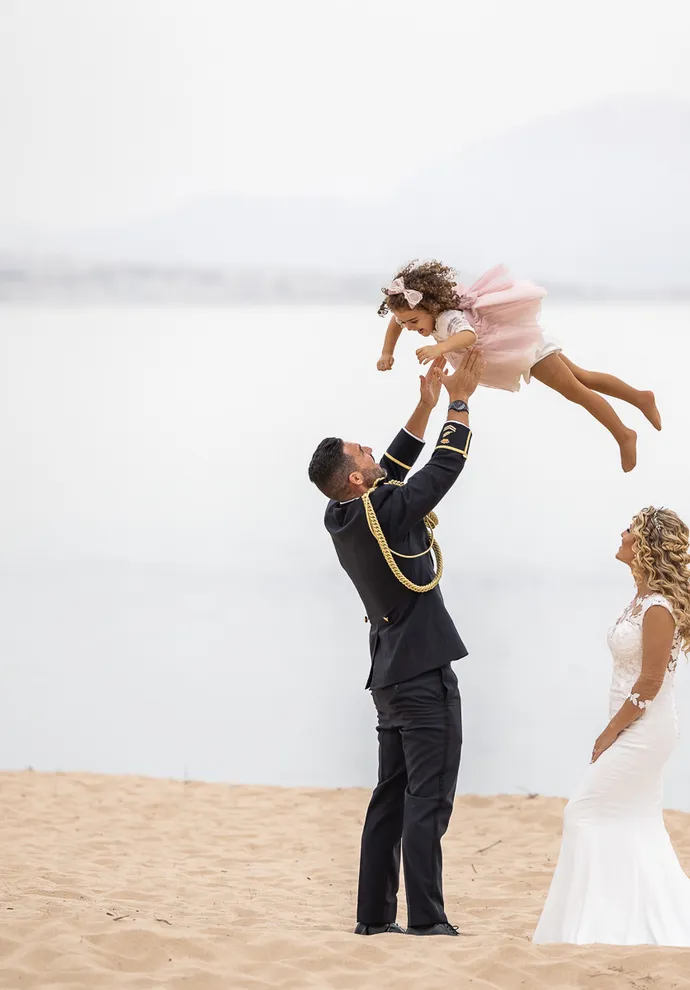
[361,463,387,489]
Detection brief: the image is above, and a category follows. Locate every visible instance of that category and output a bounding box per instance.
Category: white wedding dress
[533,593,690,945]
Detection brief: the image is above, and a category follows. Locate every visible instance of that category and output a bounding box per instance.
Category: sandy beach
[0,771,689,989]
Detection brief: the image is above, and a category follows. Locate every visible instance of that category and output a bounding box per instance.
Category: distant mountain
[4,96,690,294]
[397,95,690,291]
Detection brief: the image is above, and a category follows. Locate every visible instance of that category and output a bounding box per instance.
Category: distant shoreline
[2,262,690,304]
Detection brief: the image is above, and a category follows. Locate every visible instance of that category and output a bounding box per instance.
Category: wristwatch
[447,399,469,414]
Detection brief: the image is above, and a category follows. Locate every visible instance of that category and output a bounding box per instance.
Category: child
[377,260,661,472]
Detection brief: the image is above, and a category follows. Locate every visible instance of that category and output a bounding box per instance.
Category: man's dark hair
[308,437,354,500]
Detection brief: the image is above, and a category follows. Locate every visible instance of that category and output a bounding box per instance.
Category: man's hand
[441,347,485,402]
[418,358,445,409]
[377,353,395,371]
[416,343,444,365]
[404,359,446,440]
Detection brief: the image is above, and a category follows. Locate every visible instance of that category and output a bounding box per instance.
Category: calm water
[1,302,690,809]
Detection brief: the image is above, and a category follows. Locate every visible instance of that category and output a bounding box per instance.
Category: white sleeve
[446,311,477,338]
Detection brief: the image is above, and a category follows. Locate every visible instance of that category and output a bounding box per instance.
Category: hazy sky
[1,0,689,229]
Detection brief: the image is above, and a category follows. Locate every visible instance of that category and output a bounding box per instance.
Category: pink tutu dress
[433,264,561,392]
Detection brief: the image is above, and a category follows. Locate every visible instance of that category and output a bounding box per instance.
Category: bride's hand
[591,727,618,763]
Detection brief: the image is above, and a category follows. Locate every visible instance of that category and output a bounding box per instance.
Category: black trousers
[356,664,462,929]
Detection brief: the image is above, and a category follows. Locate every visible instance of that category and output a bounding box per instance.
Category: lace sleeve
[640,594,674,619]
[627,595,679,709]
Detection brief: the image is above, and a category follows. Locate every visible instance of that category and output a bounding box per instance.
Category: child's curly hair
[378,260,461,318]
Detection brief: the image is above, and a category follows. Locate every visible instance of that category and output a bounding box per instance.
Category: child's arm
[377,317,403,371]
[416,329,476,366]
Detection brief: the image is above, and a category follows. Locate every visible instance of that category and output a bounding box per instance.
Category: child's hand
[377,353,395,371]
[416,343,444,365]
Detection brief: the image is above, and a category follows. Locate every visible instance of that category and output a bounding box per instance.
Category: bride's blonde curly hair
[631,506,690,653]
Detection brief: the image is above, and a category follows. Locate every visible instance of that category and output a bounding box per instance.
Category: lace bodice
[607,594,680,702]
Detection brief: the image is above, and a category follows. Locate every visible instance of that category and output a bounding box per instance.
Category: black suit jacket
[324,420,472,689]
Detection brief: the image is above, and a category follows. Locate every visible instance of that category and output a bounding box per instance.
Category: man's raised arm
[380,359,446,483]
[384,350,484,536]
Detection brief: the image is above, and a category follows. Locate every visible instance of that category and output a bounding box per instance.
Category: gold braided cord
[361,479,443,593]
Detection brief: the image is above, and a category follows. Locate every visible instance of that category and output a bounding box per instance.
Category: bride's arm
[591,605,676,762]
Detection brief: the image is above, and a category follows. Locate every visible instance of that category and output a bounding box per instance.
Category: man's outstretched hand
[405,354,481,441]
[441,348,485,403]
[418,358,446,409]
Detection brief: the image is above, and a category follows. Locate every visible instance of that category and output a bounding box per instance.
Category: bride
[533,506,690,946]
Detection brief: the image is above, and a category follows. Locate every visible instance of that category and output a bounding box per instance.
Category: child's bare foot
[619,429,637,473]
[638,390,662,431]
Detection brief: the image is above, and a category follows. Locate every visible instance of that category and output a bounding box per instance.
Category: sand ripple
[1,772,689,989]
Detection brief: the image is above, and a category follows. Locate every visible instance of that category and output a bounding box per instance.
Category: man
[308,350,484,937]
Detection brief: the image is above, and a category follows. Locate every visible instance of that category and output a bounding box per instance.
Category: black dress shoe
[354,922,405,935]
[406,922,460,936]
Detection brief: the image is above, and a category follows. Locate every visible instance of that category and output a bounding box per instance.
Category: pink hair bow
[385,277,423,309]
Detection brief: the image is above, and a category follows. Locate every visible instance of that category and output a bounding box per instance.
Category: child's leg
[559,354,661,430]
[530,354,637,472]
